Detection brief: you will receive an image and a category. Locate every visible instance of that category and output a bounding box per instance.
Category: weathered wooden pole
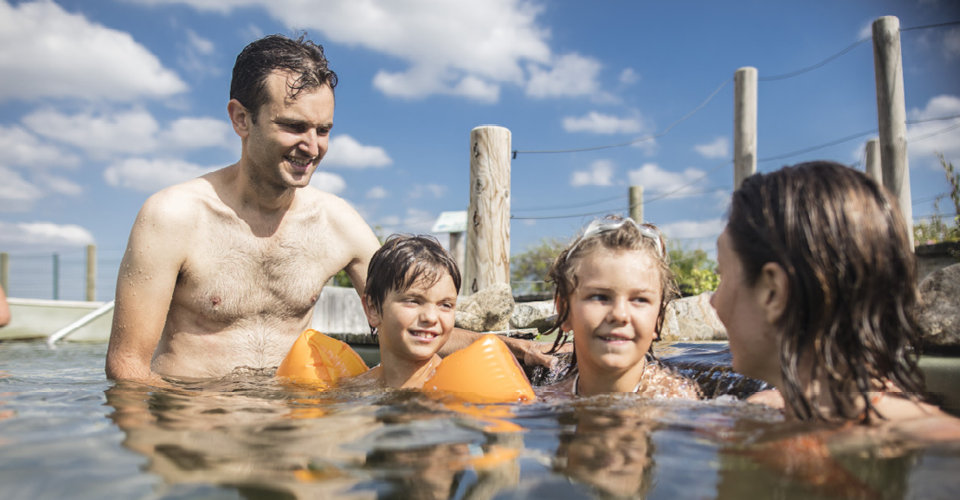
[465,125,511,296]
[52,252,59,300]
[872,16,913,247]
[734,67,758,190]
[85,244,96,301]
[449,231,465,276]
[865,138,882,184]
[0,252,8,293]
[629,185,643,222]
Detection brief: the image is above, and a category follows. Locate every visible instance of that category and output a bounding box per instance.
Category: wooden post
[52,252,59,300]
[449,231,465,276]
[865,138,882,184]
[86,244,96,301]
[465,126,511,296]
[629,185,643,222]
[734,67,758,190]
[872,16,914,247]
[0,252,8,293]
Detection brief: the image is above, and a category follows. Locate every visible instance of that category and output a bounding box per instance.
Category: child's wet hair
[546,216,678,367]
[364,234,462,318]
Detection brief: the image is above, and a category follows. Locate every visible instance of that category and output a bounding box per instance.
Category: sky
[1,0,959,300]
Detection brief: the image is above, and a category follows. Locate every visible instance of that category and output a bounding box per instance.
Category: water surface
[1,341,958,499]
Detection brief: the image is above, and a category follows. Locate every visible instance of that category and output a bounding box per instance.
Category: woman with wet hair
[711,160,959,430]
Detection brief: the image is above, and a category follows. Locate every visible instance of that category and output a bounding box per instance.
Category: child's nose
[608,298,628,323]
[419,304,439,323]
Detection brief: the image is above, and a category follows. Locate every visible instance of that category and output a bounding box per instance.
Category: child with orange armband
[544,216,700,399]
[277,234,535,402]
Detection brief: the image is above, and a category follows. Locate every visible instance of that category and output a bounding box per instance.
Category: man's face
[240,70,334,190]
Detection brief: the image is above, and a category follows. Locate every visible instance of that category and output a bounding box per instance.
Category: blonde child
[354,234,461,389]
[545,216,700,399]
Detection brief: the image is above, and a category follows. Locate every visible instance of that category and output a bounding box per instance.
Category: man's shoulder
[296,186,364,221]
[139,176,221,224]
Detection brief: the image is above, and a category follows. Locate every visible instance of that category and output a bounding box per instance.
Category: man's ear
[756,262,789,324]
[361,295,381,329]
[227,99,252,139]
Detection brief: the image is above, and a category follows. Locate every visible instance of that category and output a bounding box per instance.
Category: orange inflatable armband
[424,334,536,403]
[276,329,369,386]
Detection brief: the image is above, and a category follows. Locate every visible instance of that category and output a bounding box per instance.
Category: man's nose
[300,129,320,157]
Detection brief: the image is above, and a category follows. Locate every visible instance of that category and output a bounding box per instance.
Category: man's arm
[440,327,556,368]
[105,192,189,383]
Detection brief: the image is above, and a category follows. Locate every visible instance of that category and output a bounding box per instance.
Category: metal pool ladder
[46,300,115,348]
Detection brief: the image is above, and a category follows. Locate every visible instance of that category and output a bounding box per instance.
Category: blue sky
[1,0,958,300]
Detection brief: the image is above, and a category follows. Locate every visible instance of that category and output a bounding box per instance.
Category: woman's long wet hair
[545,215,677,376]
[728,161,925,422]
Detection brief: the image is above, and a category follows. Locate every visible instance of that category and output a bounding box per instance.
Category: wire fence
[2,249,122,302]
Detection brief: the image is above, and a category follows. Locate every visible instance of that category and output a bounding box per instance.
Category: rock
[455,283,515,332]
[918,263,960,354]
[509,300,556,331]
[659,292,728,341]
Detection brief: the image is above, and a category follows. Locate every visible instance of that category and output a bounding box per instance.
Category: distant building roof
[431,211,467,233]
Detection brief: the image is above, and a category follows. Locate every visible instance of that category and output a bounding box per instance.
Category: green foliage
[510,238,567,295]
[913,154,960,245]
[668,244,720,296]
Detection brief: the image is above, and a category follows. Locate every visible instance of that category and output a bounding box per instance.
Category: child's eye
[588,293,608,301]
[439,302,454,310]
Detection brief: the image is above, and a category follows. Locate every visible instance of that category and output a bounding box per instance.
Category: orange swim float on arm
[425,334,536,403]
[276,329,369,386]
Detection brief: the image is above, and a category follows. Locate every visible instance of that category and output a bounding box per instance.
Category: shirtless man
[106,35,549,383]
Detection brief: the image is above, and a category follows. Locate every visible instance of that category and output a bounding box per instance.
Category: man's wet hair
[230,33,338,123]
[364,234,462,317]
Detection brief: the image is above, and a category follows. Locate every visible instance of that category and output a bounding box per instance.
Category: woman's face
[710,228,781,385]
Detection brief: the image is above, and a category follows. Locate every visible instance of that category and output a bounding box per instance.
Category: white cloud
[526,53,602,99]
[906,94,960,166]
[179,28,220,77]
[323,135,393,168]
[0,125,81,168]
[0,220,95,251]
[24,108,159,156]
[310,170,347,194]
[133,0,556,102]
[562,111,643,135]
[0,166,43,212]
[619,68,639,85]
[411,184,447,198]
[658,218,725,241]
[159,117,235,150]
[23,109,234,156]
[857,21,873,41]
[104,158,217,193]
[402,208,436,233]
[0,0,186,102]
[37,173,83,196]
[366,186,388,199]
[627,163,706,197]
[694,137,729,159]
[129,0,612,103]
[571,159,615,187]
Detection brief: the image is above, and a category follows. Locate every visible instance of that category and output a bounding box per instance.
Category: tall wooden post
[865,138,882,184]
[449,231,465,276]
[52,252,59,300]
[734,67,758,190]
[0,252,8,293]
[629,185,643,222]
[872,16,913,247]
[85,244,96,301]
[465,126,511,296]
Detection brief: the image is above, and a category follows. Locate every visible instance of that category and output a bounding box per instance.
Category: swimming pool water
[1,340,959,500]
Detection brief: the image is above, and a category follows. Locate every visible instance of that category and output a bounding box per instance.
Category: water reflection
[104,377,525,499]
[554,405,658,499]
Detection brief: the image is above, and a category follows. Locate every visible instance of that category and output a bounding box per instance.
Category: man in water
[106,34,549,383]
